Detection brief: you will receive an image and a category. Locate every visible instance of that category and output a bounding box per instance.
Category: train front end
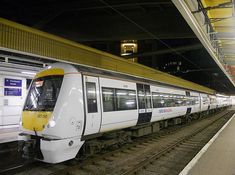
[18,63,85,163]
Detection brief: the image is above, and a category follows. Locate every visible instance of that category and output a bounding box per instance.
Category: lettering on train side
[159,108,173,113]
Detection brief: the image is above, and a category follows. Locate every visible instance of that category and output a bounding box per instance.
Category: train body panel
[28,63,85,139]
[188,91,200,114]
[209,95,217,110]
[217,94,231,108]
[99,77,138,133]
[200,93,210,112]
[44,73,84,138]
[18,63,230,163]
[20,63,85,163]
[83,75,102,136]
[150,85,187,122]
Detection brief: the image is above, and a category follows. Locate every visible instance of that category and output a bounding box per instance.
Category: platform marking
[179,113,235,175]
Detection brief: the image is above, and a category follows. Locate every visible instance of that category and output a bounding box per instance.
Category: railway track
[120,110,235,175]
[0,141,26,175]
[47,110,234,175]
[4,109,233,175]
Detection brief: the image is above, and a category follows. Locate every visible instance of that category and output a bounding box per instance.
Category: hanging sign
[4,88,22,96]
[4,78,22,87]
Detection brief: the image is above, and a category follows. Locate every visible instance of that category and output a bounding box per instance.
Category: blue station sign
[4,88,22,96]
[4,78,22,87]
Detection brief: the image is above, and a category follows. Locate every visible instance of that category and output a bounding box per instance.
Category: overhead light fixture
[21,71,36,75]
[121,53,132,56]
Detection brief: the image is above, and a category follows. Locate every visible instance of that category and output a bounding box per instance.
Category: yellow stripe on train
[22,111,53,131]
[35,68,64,79]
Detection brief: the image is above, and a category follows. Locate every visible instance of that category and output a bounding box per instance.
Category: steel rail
[120,110,234,175]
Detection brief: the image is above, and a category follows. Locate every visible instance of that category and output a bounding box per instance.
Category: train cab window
[24,75,63,111]
[86,82,98,113]
[102,88,115,112]
[116,89,137,110]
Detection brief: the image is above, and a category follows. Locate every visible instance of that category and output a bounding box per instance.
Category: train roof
[0,18,215,94]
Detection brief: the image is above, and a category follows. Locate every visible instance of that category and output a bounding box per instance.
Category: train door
[207,95,210,111]
[136,83,152,125]
[186,91,191,115]
[199,94,202,111]
[83,75,101,135]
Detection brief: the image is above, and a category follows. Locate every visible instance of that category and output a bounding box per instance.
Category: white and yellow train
[18,62,231,163]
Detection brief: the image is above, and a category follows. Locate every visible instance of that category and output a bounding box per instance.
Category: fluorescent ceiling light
[21,71,36,75]
[121,53,132,56]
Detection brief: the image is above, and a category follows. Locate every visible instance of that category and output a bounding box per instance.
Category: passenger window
[169,95,175,107]
[102,88,115,112]
[202,97,208,105]
[153,92,190,108]
[152,92,163,108]
[176,95,185,106]
[162,94,170,107]
[186,96,191,105]
[144,85,152,109]
[116,89,137,110]
[86,82,98,113]
[137,84,145,109]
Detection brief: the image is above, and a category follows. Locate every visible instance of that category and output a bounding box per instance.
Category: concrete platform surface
[180,113,235,175]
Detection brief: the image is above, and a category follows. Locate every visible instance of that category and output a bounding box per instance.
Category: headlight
[47,120,56,128]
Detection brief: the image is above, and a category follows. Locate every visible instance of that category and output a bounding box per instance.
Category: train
[18,62,231,163]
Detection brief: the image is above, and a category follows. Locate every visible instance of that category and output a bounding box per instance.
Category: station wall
[0,75,27,129]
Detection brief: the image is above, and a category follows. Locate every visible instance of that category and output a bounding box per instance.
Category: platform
[180,111,235,175]
[0,127,19,143]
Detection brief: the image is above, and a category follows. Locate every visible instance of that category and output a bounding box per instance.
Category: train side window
[102,88,115,112]
[144,85,152,109]
[181,96,186,106]
[186,96,191,105]
[137,84,145,109]
[86,82,98,113]
[196,97,200,104]
[202,97,208,105]
[175,95,182,106]
[152,92,163,108]
[190,96,199,105]
[162,94,169,107]
[167,95,175,107]
[116,89,137,110]
[128,90,137,109]
[174,95,184,106]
